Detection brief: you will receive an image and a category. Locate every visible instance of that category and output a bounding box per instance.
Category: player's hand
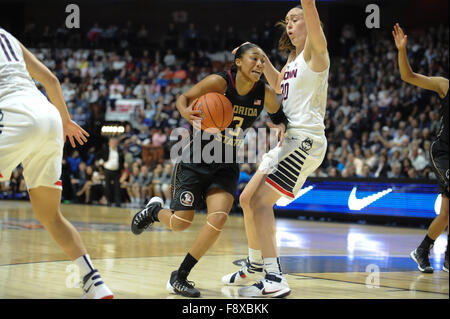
[63,119,89,148]
[267,122,285,146]
[232,42,250,55]
[392,23,407,50]
[181,99,203,128]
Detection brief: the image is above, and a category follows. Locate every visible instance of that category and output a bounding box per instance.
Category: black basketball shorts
[169,162,240,211]
[430,139,449,197]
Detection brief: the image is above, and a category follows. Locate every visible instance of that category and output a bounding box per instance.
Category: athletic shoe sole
[166,279,200,298]
[131,198,163,235]
[271,288,291,298]
[238,287,291,298]
[410,250,433,273]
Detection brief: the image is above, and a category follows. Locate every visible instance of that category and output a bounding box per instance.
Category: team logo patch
[301,137,313,152]
[180,191,194,207]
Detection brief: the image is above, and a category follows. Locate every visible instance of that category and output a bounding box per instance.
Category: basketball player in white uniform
[0,27,113,299]
[222,0,329,297]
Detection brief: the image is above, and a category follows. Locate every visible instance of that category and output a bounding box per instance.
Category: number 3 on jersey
[0,33,19,62]
[228,116,244,136]
[281,83,289,101]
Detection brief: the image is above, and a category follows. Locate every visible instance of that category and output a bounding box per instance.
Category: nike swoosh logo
[276,185,314,207]
[262,288,281,295]
[348,186,392,210]
[84,282,94,293]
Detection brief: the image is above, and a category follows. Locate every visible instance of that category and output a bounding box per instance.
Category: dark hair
[231,42,262,72]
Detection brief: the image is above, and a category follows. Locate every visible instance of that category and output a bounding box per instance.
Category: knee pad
[206,211,228,232]
[170,212,193,231]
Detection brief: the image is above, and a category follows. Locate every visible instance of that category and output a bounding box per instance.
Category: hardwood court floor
[0,201,448,299]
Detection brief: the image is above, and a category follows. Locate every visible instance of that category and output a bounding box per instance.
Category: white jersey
[0,27,39,100]
[280,50,329,137]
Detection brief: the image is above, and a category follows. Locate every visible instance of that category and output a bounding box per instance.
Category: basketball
[192,92,233,132]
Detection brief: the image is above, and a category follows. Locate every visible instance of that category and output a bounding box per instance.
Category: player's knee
[207,211,228,231]
[171,221,191,232]
[239,191,253,210]
[170,213,193,232]
[39,210,63,226]
[173,220,191,232]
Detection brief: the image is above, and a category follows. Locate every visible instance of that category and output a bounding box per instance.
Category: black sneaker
[166,270,200,297]
[131,197,164,235]
[443,249,448,273]
[410,248,434,273]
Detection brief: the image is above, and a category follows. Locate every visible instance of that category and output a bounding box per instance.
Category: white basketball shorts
[0,92,64,190]
[259,129,327,200]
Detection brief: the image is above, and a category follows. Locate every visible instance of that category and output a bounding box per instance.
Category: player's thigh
[250,181,282,208]
[205,188,234,214]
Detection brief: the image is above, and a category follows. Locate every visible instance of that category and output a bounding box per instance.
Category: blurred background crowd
[0,2,448,211]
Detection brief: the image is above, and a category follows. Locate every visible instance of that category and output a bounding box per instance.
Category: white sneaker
[80,270,114,299]
[222,257,264,286]
[238,273,291,298]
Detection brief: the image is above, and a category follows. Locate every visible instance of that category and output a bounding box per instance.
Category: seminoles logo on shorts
[301,137,313,152]
[180,191,194,207]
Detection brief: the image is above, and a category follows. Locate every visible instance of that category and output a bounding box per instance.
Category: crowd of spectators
[0,20,448,209]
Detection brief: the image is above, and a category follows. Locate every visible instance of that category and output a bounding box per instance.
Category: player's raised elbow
[400,72,413,82]
[40,72,59,87]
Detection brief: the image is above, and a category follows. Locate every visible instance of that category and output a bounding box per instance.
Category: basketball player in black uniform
[130,43,287,297]
[393,24,449,273]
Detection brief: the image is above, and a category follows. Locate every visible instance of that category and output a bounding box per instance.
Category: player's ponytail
[276,21,296,57]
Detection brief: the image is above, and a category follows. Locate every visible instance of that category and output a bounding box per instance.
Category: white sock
[74,254,95,278]
[264,257,282,276]
[248,248,263,266]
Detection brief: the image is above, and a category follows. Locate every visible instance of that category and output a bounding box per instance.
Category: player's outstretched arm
[301,0,329,72]
[392,23,448,97]
[301,0,327,54]
[20,43,89,147]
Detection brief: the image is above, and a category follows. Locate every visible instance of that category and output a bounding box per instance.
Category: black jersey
[183,69,266,164]
[437,92,449,145]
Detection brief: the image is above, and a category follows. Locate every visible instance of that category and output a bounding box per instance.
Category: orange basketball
[192,92,233,132]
